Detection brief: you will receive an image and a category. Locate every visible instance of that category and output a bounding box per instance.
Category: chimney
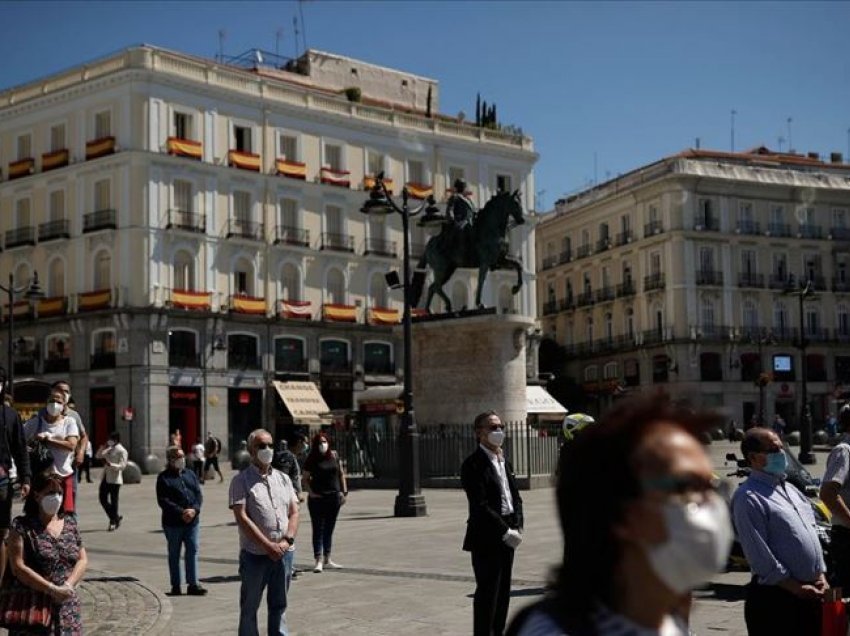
[807,152,820,160]
[831,152,844,164]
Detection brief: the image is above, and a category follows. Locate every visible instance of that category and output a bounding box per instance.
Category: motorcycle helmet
[562,413,595,442]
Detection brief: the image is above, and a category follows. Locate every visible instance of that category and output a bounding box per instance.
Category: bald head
[741,428,782,468]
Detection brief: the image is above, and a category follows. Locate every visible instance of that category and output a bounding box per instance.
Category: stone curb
[80,568,172,635]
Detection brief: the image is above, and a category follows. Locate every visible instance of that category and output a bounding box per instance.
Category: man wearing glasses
[229,429,299,636]
[732,428,827,636]
[461,411,523,636]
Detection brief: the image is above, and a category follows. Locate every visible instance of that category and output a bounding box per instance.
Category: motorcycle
[722,444,831,571]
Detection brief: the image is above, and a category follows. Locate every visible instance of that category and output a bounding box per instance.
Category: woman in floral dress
[7,471,88,635]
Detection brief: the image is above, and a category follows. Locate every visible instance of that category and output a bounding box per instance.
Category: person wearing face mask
[229,429,299,636]
[95,431,128,531]
[507,394,732,636]
[732,428,828,636]
[461,411,524,636]
[156,445,207,597]
[301,433,347,573]
[24,389,79,516]
[819,404,850,592]
[8,471,88,634]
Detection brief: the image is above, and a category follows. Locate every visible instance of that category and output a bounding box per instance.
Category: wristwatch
[283,536,295,545]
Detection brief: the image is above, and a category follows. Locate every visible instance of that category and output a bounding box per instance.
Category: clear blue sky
[1,1,848,209]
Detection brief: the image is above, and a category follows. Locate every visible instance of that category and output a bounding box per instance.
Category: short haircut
[473,411,498,430]
[840,404,850,430]
[165,445,182,461]
[740,427,776,461]
[51,381,70,391]
[247,428,271,450]
[109,431,120,443]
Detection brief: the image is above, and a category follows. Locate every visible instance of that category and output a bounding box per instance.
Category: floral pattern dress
[10,514,83,636]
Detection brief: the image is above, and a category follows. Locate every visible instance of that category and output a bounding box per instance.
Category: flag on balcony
[85,136,116,160]
[323,303,357,322]
[171,290,211,311]
[167,137,203,159]
[364,176,394,194]
[229,150,261,171]
[369,307,400,325]
[232,296,266,314]
[2,300,31,321]
[406,182,433,200]
[8,158,34,179]
[412,308,428,319]
[37,297,65,317]
[320,167,351,188]
[41,149,69,171]
[276,159,307,179]
[79,289,111,311]
[281,299,312,320]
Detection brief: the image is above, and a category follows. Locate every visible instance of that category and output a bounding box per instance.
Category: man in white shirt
[96,432,128,531]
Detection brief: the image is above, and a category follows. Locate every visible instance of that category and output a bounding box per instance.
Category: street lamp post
[360,174,442,517]
[786,279,815,464]
[756,329,776,426]
[0,272,45,396]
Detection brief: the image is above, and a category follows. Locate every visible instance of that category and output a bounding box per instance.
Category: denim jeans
[238,550,289,636]
[307,494,341,558]
[162,523,200,587]
[283,548,294,592]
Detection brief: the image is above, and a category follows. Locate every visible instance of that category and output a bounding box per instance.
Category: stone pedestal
[412,313,534,426]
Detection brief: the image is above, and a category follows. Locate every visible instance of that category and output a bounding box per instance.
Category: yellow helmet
[562,413,595,441]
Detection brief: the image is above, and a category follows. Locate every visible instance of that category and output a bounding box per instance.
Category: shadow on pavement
[695,582,748,602]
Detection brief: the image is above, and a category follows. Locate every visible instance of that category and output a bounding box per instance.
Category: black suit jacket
[461,446,524,552]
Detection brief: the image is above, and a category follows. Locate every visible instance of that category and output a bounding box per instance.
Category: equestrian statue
[410,179,525,313]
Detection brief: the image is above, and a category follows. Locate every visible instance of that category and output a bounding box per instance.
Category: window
[234,125,252,152]
[800,207,815,226]
[838,304,850,337]
[16,134,32,160]
[174,112,192,140]
[699,246,715,271]
[228,334,260,370]
[739,201,753,224]
[773,253,787,279]
[15,198,31,228]
[804,254,821,281]
[603,362,619,380]
[91,329,116,369]
[581,229,590,248]
[496,174,513,192]
[649,204,659,224]
[836,356,850,384]
[279,198,298,228]
[741,250,756,275]
[168,330,198,368]
[94,179,111,211]
[173,251,194,291]
[327,269,345,304]
[805,308,820,337]
[45,334,70,363]
[49,190,64,222]
[324,143,343,171]
[621,214,631,234]
[652,355,669,383]
[50,124,66,152]
[700,353,723,382]
[364,342,393,375]
[326,205,343,236]
[698,198,713,226]
[625,307,635,338]
[407,159,425,184]
[834,208,848,229]
[234,262,252,296]
[584,365,598,382]
[94,111,112,138]
[174,180,193,213]
[701,298,715,333]
[624,358,640,386]
[742,300,758,330]
[234,191,251,225]
[771,205,784,225]
[370,272,388,308]
[448,166,465,186]
[598,222,609,242]
[650,252,662,276]
[740,352,761,383]
[48,259,64,296]
[320,339,349,372]
[807,354,827,382]
[279,135,298,161]
[774,301,788,334]
[94,251,111,289]
[275,337,306,373]
[281,263,301,300]
[585,317,594,343]
[601,266,610,289]
[604,313,613,342]
[366,150,385,177]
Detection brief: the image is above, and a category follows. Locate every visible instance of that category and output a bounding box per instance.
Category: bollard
[123,461,142,484]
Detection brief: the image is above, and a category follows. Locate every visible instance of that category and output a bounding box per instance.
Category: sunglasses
[255,443,274,450]
[487,424,505,431]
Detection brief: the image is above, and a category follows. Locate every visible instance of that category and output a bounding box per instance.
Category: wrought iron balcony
[642,328,666,345]
[37,219,70,242]
[43,358,70,374]
[614,231,634,246]
[736,221,761,235]
[596,238,612,253]
[694,217,720,231]
[617,280,636,297]
[274,225,310,247]
[558,250,572,264]
[226,219,264,241]
[576,244,593,259]
[576,291,595,307]
[644,221,664,237]
[769,274,792,289]
[767,223,792,237]
[798,224,824,239]
[832,227,850,241]
[542,301,558,316]
[320,232,355,253]
[833,278,850,292]
[595,286,615,303]
[83,209,117,233]
[805,328,831,343]
[559,297,575,311]
[4,226,35,248]
[738,273,765,288]
[227,352,262,370]
[644,273,665,291]
[541,255,557,270]
[168,352,201,368]
[695,270,723,286]
[167,209,206,233]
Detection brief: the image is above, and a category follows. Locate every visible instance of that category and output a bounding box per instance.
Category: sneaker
[107,523,115,532]
[166,586,182,596]
[186,584,208,596]
[313,559,323,573]
[323,558,343,569]
[115,516,123,529]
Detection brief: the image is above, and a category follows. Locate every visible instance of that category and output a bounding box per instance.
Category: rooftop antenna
[293,16,300,57]
[218,29,226,63]
[695,137,701,149]
[778,136,785,152]
[298,0,309,52]
[593,152,598,185]
[730,109,737,152]
[787,117,793,153]
[276,27,284,59]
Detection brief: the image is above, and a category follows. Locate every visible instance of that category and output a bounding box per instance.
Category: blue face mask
[763,450,787,476]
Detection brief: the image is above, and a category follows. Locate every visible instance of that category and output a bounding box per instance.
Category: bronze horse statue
[410,189,525,312]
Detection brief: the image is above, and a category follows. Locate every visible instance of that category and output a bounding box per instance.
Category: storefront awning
[272,380,331,423]
[526,385,568,415]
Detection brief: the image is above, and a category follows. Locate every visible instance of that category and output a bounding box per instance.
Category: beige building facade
[537,147,850,427]
[0,45,537,465]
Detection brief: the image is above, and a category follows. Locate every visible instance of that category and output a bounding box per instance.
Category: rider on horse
[442,178,476,265]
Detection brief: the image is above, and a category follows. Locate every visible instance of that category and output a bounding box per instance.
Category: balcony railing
[596,238,612,253]
[558,250,572,264]
[767,223,792,237]
[810,275,827,291]
[738,272,765,288]
[559,297,575,312]
[642,328,667,345]
[228,149,261,172]
[541,255,557,270]
[617,280,636,297]
[595,287,615,303]
[43,358,70,374]
[769,274,792,289]
[644,221,664,237]
[4,226,35,248]
[274,225,310,247]
[736,221,761,235]
[805,328,831,343]
[320,232,355,253]
[8,158,35,180]
[90,351,116,369]
[42,148,69,172]
[614,231,634,246]
[225,219,264,241]
[833,278,850,292]
[166,209,206,233]
[832,228,850,241]
[168,352,201,368]
[695,270,723,286]
[37,219,70,242]
[83,209,117,233]
[798,224,824,239]
[694,217,720,231]
[576,244,593,259]
[644,273,665,291]
[363,238,397,258]
[85,136,116,160]
[542,301,558,316]
[576,291,595,307]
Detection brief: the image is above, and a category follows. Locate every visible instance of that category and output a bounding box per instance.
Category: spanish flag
[229,150,261,172]
[276,159,307,180]
[37,297,66,317]
[85,137,116,160]
[171,290,211,311]
[369,307,400,325]
[232,296,266,315]
[406,182,433,200]
[323,303,357,322]
[167,137,203,160]
[78,289,111,311]
[320,167,351,188]
[281,299,312,320]
[364,176,394,194]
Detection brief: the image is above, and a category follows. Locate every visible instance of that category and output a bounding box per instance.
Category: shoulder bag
[0,523,54,633]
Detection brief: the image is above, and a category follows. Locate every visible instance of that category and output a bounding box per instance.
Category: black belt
[501,513,518,526]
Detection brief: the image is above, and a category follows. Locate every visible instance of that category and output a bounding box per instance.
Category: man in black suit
[461,410,524,636]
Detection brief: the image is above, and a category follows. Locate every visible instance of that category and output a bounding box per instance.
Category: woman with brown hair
[302,432,347,573]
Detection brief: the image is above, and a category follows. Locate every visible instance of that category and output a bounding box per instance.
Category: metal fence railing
[327,420,561,483]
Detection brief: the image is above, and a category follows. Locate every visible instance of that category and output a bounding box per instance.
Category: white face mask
[257,448,274,466]
[0,382,5,395]
[318,442,329,454]
[487,430,505,447]
[646,492,733,594]
[46,402,63,417]
[40,493,63,517]
[173,457,186,471]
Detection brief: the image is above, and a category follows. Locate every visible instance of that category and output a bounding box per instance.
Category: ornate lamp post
[785,278,815,464]
[360,173,442,517]
[0,272,45,396]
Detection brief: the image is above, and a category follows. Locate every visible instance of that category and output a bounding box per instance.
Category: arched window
[451,281,467,311]
[91,328,116,369]
[584,365,598,382]
[281,263,301,301]
[173,251,195,291]
[742,300,758,332]
[603,361,619,380]
[93,251,111,290]
[327,268,345,304]
[774,301,789,335]
[14,263,30,286]
[48,258,64,297]
[701,297,715,336]
[233,258,254,296]
[227,333,260,370]
[370,272,388,307]
[168,329,199,368]
[45,333,71,374]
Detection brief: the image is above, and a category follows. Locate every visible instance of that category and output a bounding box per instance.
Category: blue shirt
[731,469,825,585]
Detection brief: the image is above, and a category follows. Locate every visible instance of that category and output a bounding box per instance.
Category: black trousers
[99,481,121,524]
[744,579,820,636]
[830,525,850,592]
[471,543,515,636]
[76,456,91,482]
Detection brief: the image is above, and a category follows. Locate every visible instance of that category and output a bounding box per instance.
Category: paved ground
[52,440,831,634]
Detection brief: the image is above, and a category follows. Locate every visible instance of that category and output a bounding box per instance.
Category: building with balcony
[536,146,850,427]
[0,45,537,464]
